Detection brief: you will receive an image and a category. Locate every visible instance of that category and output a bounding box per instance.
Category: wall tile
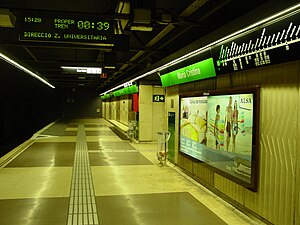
[139,104,153,123]
[153,86,165,95]
[139,85,153,104]
[152,125,165,139]
[139,123,153,141]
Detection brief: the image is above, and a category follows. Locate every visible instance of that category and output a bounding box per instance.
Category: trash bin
[157,131,171,165]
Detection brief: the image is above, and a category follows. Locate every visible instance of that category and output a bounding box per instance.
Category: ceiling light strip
[101,3,300,95]
[0,52,55,89]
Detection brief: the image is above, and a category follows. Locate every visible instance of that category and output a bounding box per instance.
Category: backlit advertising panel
[180,88,259,191]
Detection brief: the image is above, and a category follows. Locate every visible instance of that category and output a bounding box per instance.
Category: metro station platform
[0,118,264,225]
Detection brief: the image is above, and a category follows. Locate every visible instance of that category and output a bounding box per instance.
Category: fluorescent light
[0,52,55,88]
[115,1,130,14]
[104,66,116,69]
[0,9,16,28]
[130,25,153,32]
[101,3,300,95]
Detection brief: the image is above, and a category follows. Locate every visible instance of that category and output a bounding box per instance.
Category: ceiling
[0,0,273,93]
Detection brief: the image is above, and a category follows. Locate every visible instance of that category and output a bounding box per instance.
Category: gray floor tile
[96,192,227,225]
[89,152,152,166]
[109,127,129,140]
[85,131,115,136]
[37,198,69,218]
[6,142,75,167]
[68,123,78,128]
[34,217,67,225]
[85,124,106,128]
[42,122,68,136]
[0,218,36,225]
[64,131,78,136]
[0,198,68,225]
[87,142,136,150]
[41,121,77,136]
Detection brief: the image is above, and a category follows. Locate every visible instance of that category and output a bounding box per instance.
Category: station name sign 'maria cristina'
[160,58,216,87]
[18,14,114,46]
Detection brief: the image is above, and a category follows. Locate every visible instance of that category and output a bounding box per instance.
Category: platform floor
[0,118,264,225]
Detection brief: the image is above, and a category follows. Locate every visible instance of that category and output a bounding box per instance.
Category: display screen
[180,88,259,190]
[212,9,300,74]
[18,14,114,46]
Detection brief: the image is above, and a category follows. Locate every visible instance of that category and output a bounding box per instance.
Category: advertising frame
[179,87,260,191]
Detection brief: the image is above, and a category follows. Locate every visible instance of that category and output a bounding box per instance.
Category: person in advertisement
[214,105,221,150]
[232,100,239,152]
[225,96,233,151]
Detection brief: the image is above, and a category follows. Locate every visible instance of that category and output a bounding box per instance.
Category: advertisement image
[180,91,257,188]
[180,97,208,160]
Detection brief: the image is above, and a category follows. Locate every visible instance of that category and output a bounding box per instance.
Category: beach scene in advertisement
[207,94,253,155]
[180,93,254,182]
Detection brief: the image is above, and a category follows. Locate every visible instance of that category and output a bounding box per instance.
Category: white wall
[105,101,110,119]
[102,95,132,126]
[139,85,153,141]
[152,87,165,140]
[111,99,117,120]
[139,85,165,141]
[120,95,130,125]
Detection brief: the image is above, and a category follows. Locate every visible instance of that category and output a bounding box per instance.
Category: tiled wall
[104,101,110,119]
[139,85,165,141]
[152,87,165,140]
[116,99,120,121]
[102,95,132,126]
[111,99,117,120]
[166,60,300,225]
[139,85,153,141]
[101,86,165,141]
[120,95,131,125]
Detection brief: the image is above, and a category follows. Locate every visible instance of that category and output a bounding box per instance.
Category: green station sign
[101,85,138,100]
[113,84,138,97]
[160,57,216,86]
[100,93,112,100]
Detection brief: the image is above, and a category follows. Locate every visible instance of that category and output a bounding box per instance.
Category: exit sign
[153,95,165,102]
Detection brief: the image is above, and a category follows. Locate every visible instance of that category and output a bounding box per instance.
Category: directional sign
[153,95,165,102]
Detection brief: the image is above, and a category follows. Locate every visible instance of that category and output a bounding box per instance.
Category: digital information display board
[212,9,300,74]
[18,14,114,46]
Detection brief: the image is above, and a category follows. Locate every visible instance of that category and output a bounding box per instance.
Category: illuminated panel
[160,58,216,87]
[212,9,300,74]
[61,66,102,74]
[179,88,260,191]
[18,14,114,46]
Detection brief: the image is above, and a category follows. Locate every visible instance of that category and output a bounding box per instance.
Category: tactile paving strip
[67,124,99,225]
